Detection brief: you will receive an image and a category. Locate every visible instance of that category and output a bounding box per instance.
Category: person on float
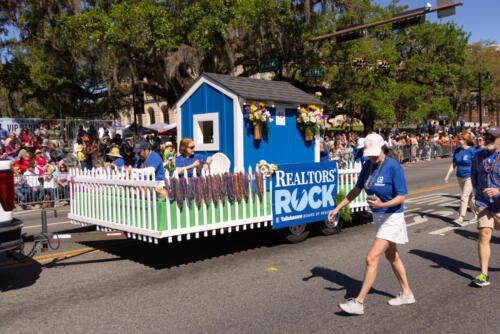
[131,140,165,181]
[470,126,500,287]
[319,137,330,163]
[106,146,125,169]
[328,133,414,315]
[444,133,478,225]
[175,137,212,177]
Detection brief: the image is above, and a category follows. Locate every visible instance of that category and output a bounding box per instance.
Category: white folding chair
[209,152,231,174]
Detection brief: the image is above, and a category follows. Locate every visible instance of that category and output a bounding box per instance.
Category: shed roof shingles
[203,73,325,106]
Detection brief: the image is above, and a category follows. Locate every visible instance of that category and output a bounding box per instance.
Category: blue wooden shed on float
[174,73,326,171]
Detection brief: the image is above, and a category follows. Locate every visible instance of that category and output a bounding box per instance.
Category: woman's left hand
[367,195,385,209]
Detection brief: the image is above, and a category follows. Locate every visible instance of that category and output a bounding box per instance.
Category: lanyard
[141,151,152,169]
[364,156,387,190]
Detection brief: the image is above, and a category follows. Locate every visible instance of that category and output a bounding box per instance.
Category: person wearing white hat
[354,137,368,168]
[328,133,414,315]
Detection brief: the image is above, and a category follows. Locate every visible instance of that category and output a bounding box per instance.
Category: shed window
[193,113,219,151]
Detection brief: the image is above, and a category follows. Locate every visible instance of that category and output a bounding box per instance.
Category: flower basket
[304,126,314,141]
[297,105,327,141]
[254,122,263,140]
[245,101,273,140]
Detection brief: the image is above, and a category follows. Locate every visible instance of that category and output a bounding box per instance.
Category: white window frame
[193,113,219,151]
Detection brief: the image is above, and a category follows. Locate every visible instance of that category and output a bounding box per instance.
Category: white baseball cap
[356,138,365,149]
[363,133,385,157]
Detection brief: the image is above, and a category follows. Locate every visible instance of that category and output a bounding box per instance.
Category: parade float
[68,73,368,244]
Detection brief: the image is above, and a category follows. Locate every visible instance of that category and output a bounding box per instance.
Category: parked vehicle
[0,160,23,253]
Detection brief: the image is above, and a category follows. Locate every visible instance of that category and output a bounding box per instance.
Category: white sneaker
[388,292,416,306]
[468,216,478,224]
[339,298,364,315]
[453,217,465,226]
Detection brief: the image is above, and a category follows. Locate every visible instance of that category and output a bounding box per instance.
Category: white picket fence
[68,166,368,244]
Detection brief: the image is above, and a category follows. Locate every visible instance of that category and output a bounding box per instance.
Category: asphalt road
[0,158,499,333]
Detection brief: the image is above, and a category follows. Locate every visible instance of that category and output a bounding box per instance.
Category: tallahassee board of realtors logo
[272,162,338,229]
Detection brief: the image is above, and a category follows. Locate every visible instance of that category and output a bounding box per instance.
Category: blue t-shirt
[175,153,207,177]
[136,151,165,181]
[355,157,408,214]
[320,145,329,163]
[453,147,475,178]
[471,148,500,213]
[115,158,125,168]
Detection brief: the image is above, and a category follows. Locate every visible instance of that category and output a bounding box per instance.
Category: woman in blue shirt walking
[444,133,478,225]
[328,133,414,315]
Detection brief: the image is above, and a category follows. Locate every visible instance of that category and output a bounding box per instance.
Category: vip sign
[272,162,338,229]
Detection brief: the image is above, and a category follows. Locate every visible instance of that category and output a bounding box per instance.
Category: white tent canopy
[146,123,176,131]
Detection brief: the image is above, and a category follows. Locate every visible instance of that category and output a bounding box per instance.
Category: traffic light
[336,24,365,43]
[350,58,365,69]
[392,8,426,30]
[376,60,389,70]
[134,91,145,114]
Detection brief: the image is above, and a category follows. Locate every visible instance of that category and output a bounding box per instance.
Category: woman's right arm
[328,187,362,221]
[444,162,455,183]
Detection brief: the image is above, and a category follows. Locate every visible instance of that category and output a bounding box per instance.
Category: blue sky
[376,0,499,44]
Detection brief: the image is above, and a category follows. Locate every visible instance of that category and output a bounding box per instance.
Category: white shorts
[372,212,408,244]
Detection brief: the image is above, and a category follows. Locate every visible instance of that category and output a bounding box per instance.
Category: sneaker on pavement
[471,273,490,287]
[339,298,364,315]
[388,292,416,306]
[453,217,466,226]
[468,216,478,224]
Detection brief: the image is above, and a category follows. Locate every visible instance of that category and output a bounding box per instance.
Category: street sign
[437,0,456,18]
[304,69,324,77]
[259,58,279,73]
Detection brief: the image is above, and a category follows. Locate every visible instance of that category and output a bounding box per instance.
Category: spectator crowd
[2,118,495,211]
[319,121,489,167]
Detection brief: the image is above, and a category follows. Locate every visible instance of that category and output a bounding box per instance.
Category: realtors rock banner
[272,162,338,229]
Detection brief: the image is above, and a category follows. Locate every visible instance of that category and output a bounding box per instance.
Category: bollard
[41,210,48,253]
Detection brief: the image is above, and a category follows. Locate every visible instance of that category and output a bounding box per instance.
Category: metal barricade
[14,173,70,210]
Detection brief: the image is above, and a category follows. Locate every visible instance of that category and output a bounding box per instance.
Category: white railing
[68,166,368,244]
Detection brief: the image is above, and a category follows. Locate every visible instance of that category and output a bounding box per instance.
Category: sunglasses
[478,138,484,141]
[188,145,195,149]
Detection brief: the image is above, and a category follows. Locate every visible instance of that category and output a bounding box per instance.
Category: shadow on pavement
[409,249,500,280]
[454,229,500,244]
[80,227,283,270]
[303,267,394,300]
[0,255,41,292]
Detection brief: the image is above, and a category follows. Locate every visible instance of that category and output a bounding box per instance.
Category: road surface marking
[429,221,476,235]
[407,183,458,196]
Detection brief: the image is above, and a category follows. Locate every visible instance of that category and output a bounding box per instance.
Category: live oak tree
[0,0,486,131]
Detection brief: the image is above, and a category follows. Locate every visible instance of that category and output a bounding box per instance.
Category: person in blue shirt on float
[328,133,414,315]
[319,137,329,163]
[444,133,478,225]
[132,140,165,181]
[175,137,212,177]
